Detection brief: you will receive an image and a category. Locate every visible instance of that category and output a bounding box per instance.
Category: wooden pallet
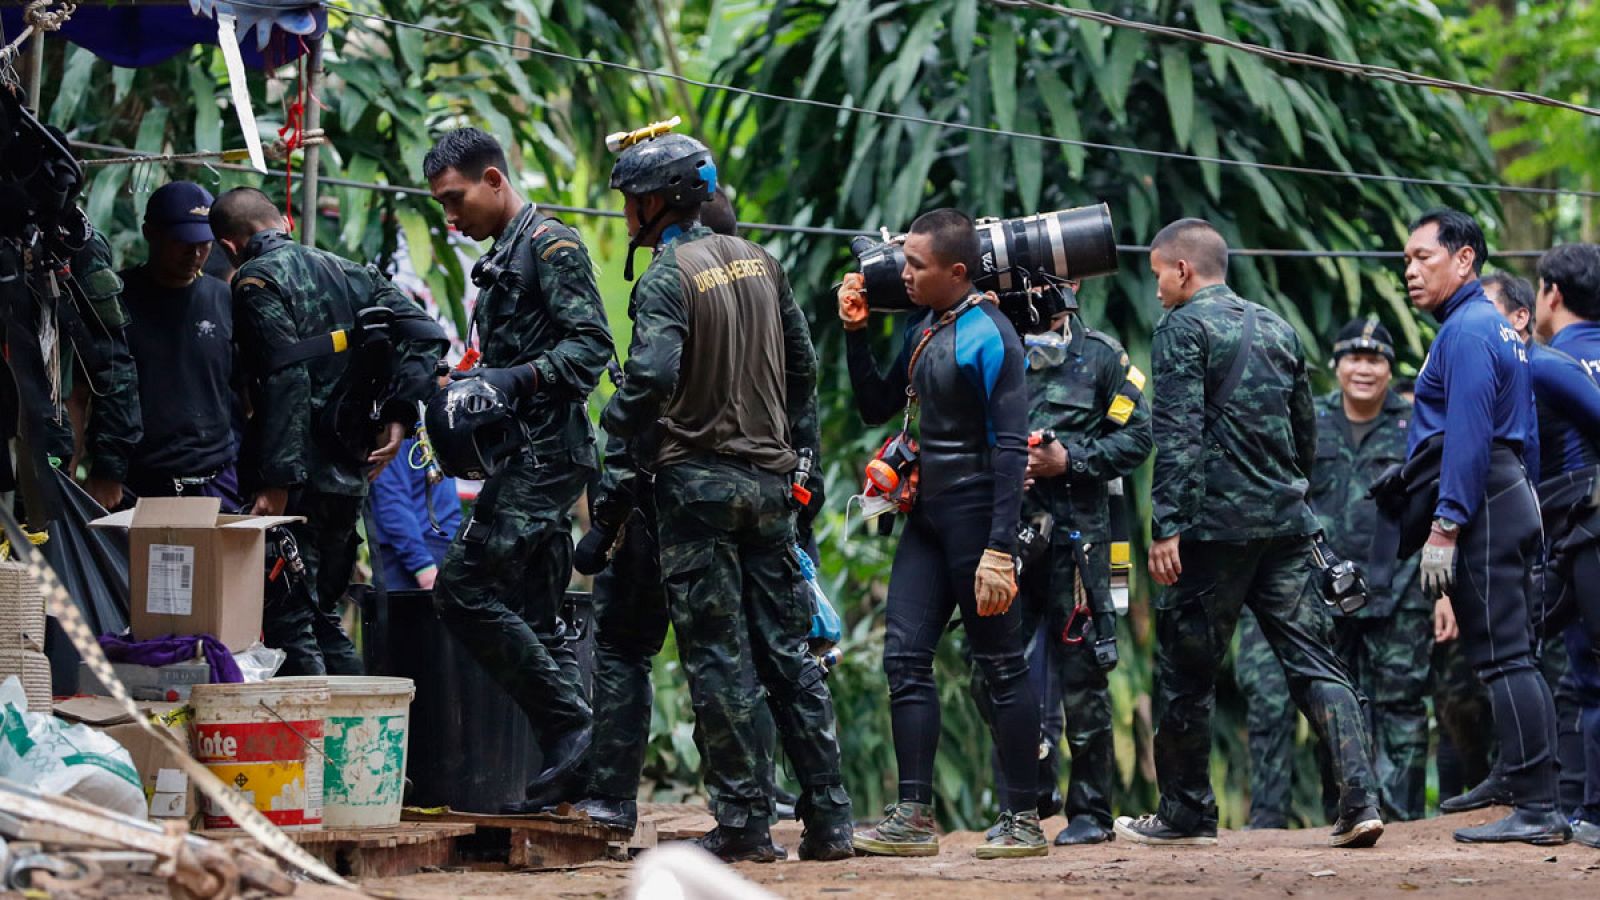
[402,807,617,870]
[198,821,475,879]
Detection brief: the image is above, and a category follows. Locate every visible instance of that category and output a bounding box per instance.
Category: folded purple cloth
[97,633,244,684]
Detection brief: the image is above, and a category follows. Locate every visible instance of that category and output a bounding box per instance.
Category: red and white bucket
[189,678,330,830]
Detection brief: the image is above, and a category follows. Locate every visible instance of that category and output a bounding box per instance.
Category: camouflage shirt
[1311,389,1423,618]
[68,230,142,481]
[471,203,612,466]
[232,232,446,496]
[601,224,818,473]
[1024,314,1152,541]
[1150,284,1319,542]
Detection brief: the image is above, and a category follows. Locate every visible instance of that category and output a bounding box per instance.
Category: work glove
[450,363,537,400]
[1419,526,1457,597]
[837,272,868,331]
[974,549,1018,617]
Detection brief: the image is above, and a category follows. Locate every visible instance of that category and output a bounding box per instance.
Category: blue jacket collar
[1551,320,1600,352]
[1434,279,1486,324]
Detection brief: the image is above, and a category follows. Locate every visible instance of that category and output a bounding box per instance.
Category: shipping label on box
[147,544,196,615]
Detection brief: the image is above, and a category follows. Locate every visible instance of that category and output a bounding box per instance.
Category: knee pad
[973,652,1031,704]
[883,652,934,698]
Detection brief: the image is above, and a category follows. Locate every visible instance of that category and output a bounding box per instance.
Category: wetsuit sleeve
[1435,332,1496,525]
[600,263,684,441]
[370,456,435,576]
[529,229,614,400]
[1065,352,1152,482]
[777,267,820,456]
[845,327,912,426]
[1290,343,1317,478]
[958,310,1028,553]
[235,276,310,488]
[1150,316,1207,540]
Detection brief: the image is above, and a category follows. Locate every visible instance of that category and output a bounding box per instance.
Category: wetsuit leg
[1562,537,1600,823]
[1451,458,1557,810]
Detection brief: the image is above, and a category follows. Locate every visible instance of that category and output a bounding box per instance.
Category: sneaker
[1330,807,1384,848]
[1113,813,1218,847]
[975,811,1048,859]
[694,824,783,863]
[852,802,939,857]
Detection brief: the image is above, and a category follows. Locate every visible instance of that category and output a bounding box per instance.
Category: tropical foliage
[26,0,1570,830]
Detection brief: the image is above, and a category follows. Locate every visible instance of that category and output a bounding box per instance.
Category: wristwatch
[1432,517,1461,536]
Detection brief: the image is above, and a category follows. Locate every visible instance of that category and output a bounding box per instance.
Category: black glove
[797,473,826,533]
[450,363,537,399]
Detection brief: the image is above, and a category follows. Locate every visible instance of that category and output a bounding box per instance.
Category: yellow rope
[0,530,49,562]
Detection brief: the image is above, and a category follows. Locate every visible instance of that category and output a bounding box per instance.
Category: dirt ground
[350,807,1600,899]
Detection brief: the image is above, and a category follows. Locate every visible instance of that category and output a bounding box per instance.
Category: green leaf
[113,66,136,106]
[397,206,435,281]
[1190,0,1230,79]
[1011,105,1042,213]
[190,64,222,153]
[1034,67,1085,178]
[1189,108,1221,200]
[987,16,1018,131]
[889,9,941,103]
[1160,46,1194,148]
[49,48,96,129]
[1095,26,1143,124]
[951,0,979,68]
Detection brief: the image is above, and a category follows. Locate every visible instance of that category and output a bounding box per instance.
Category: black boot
[1440,773,1514,813]
[694,823,782,863]
[796,785,854,862]
[1054,814,1113,846]
[1453,808,1572,845]
[574,796,638,834]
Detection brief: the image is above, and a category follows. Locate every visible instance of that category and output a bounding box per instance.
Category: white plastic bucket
[291,675,416,828]
[189,678,330,831]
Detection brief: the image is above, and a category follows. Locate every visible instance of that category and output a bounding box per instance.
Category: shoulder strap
[1204,303,1257,431]
[906,295,980,387]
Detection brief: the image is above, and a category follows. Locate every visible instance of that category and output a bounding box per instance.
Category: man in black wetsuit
[840,208,1043,859]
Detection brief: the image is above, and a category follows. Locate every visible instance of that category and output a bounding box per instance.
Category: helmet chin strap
[624,203,672,281]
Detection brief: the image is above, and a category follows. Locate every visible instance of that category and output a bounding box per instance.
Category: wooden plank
[198,822,474,879]
[506,826,610,870]
[402,806,611,841]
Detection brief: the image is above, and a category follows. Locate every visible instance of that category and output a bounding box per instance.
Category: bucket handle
[256,699,330,764]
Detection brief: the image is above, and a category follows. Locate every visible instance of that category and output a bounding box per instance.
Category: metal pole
[299,36,324,246]
[26,27,44,110]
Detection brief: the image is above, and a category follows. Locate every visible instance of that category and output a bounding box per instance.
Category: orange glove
[974,549,1018,616]
[837,272,869,331]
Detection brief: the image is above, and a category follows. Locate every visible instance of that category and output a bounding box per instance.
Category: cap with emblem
[145,181,216,244]
[1331,317,1394,364]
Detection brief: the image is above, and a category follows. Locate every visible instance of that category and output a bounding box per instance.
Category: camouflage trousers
[434,456,591,744]
[974,539,1116,827]
[266,489,363,676]
[1154,536,1375,833]
[1238,603,1432,822]
[655,458,849,829]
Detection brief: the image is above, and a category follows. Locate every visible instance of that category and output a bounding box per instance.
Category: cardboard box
[90,498,301,651]
[76,659,212,702]
[55,697,199,823]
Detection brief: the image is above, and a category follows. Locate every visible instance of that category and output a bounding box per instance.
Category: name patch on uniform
[1125,363,1147,392]
[236,277,267,290]
[690,258,768,293]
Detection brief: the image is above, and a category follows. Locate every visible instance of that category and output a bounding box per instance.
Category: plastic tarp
[0,1,325,70]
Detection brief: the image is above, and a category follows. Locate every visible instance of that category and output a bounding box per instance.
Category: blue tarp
[1,2,326,69]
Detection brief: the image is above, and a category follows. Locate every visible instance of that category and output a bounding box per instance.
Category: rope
[991,0,1600,120]
[0,1,77,69]
[214,0,1600,202]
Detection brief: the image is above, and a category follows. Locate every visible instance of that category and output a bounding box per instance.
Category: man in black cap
[1237,318,1431,823]
[116,181,240,506]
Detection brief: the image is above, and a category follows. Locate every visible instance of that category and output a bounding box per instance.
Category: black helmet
[609,133,718,208]
[423,377,526,480]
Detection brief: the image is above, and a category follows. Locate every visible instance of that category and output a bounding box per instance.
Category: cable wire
[68,139,1547,259]
[214,0,1600,202]
[992,0,1600,119]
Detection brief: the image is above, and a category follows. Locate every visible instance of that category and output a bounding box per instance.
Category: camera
[849,204,1119,334]
[1311,536,1369,614]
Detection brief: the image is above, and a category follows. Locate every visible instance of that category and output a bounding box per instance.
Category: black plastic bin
[361,587,593,813]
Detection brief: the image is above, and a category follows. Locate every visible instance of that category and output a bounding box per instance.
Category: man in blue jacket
[1527,244,1600,848]
[369,438,461,590]
[1402,208,1566,844]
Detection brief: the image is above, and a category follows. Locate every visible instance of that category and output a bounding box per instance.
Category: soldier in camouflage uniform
[971,294,1151,845]
[600,129,852,863]
[421,129,613,812]
[1237,320,1431,824]
[67,228,143,510]
[208,188,445,677]
[1118,219,1382,848]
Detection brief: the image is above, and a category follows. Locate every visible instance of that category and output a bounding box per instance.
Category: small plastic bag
[793,545,842,649]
